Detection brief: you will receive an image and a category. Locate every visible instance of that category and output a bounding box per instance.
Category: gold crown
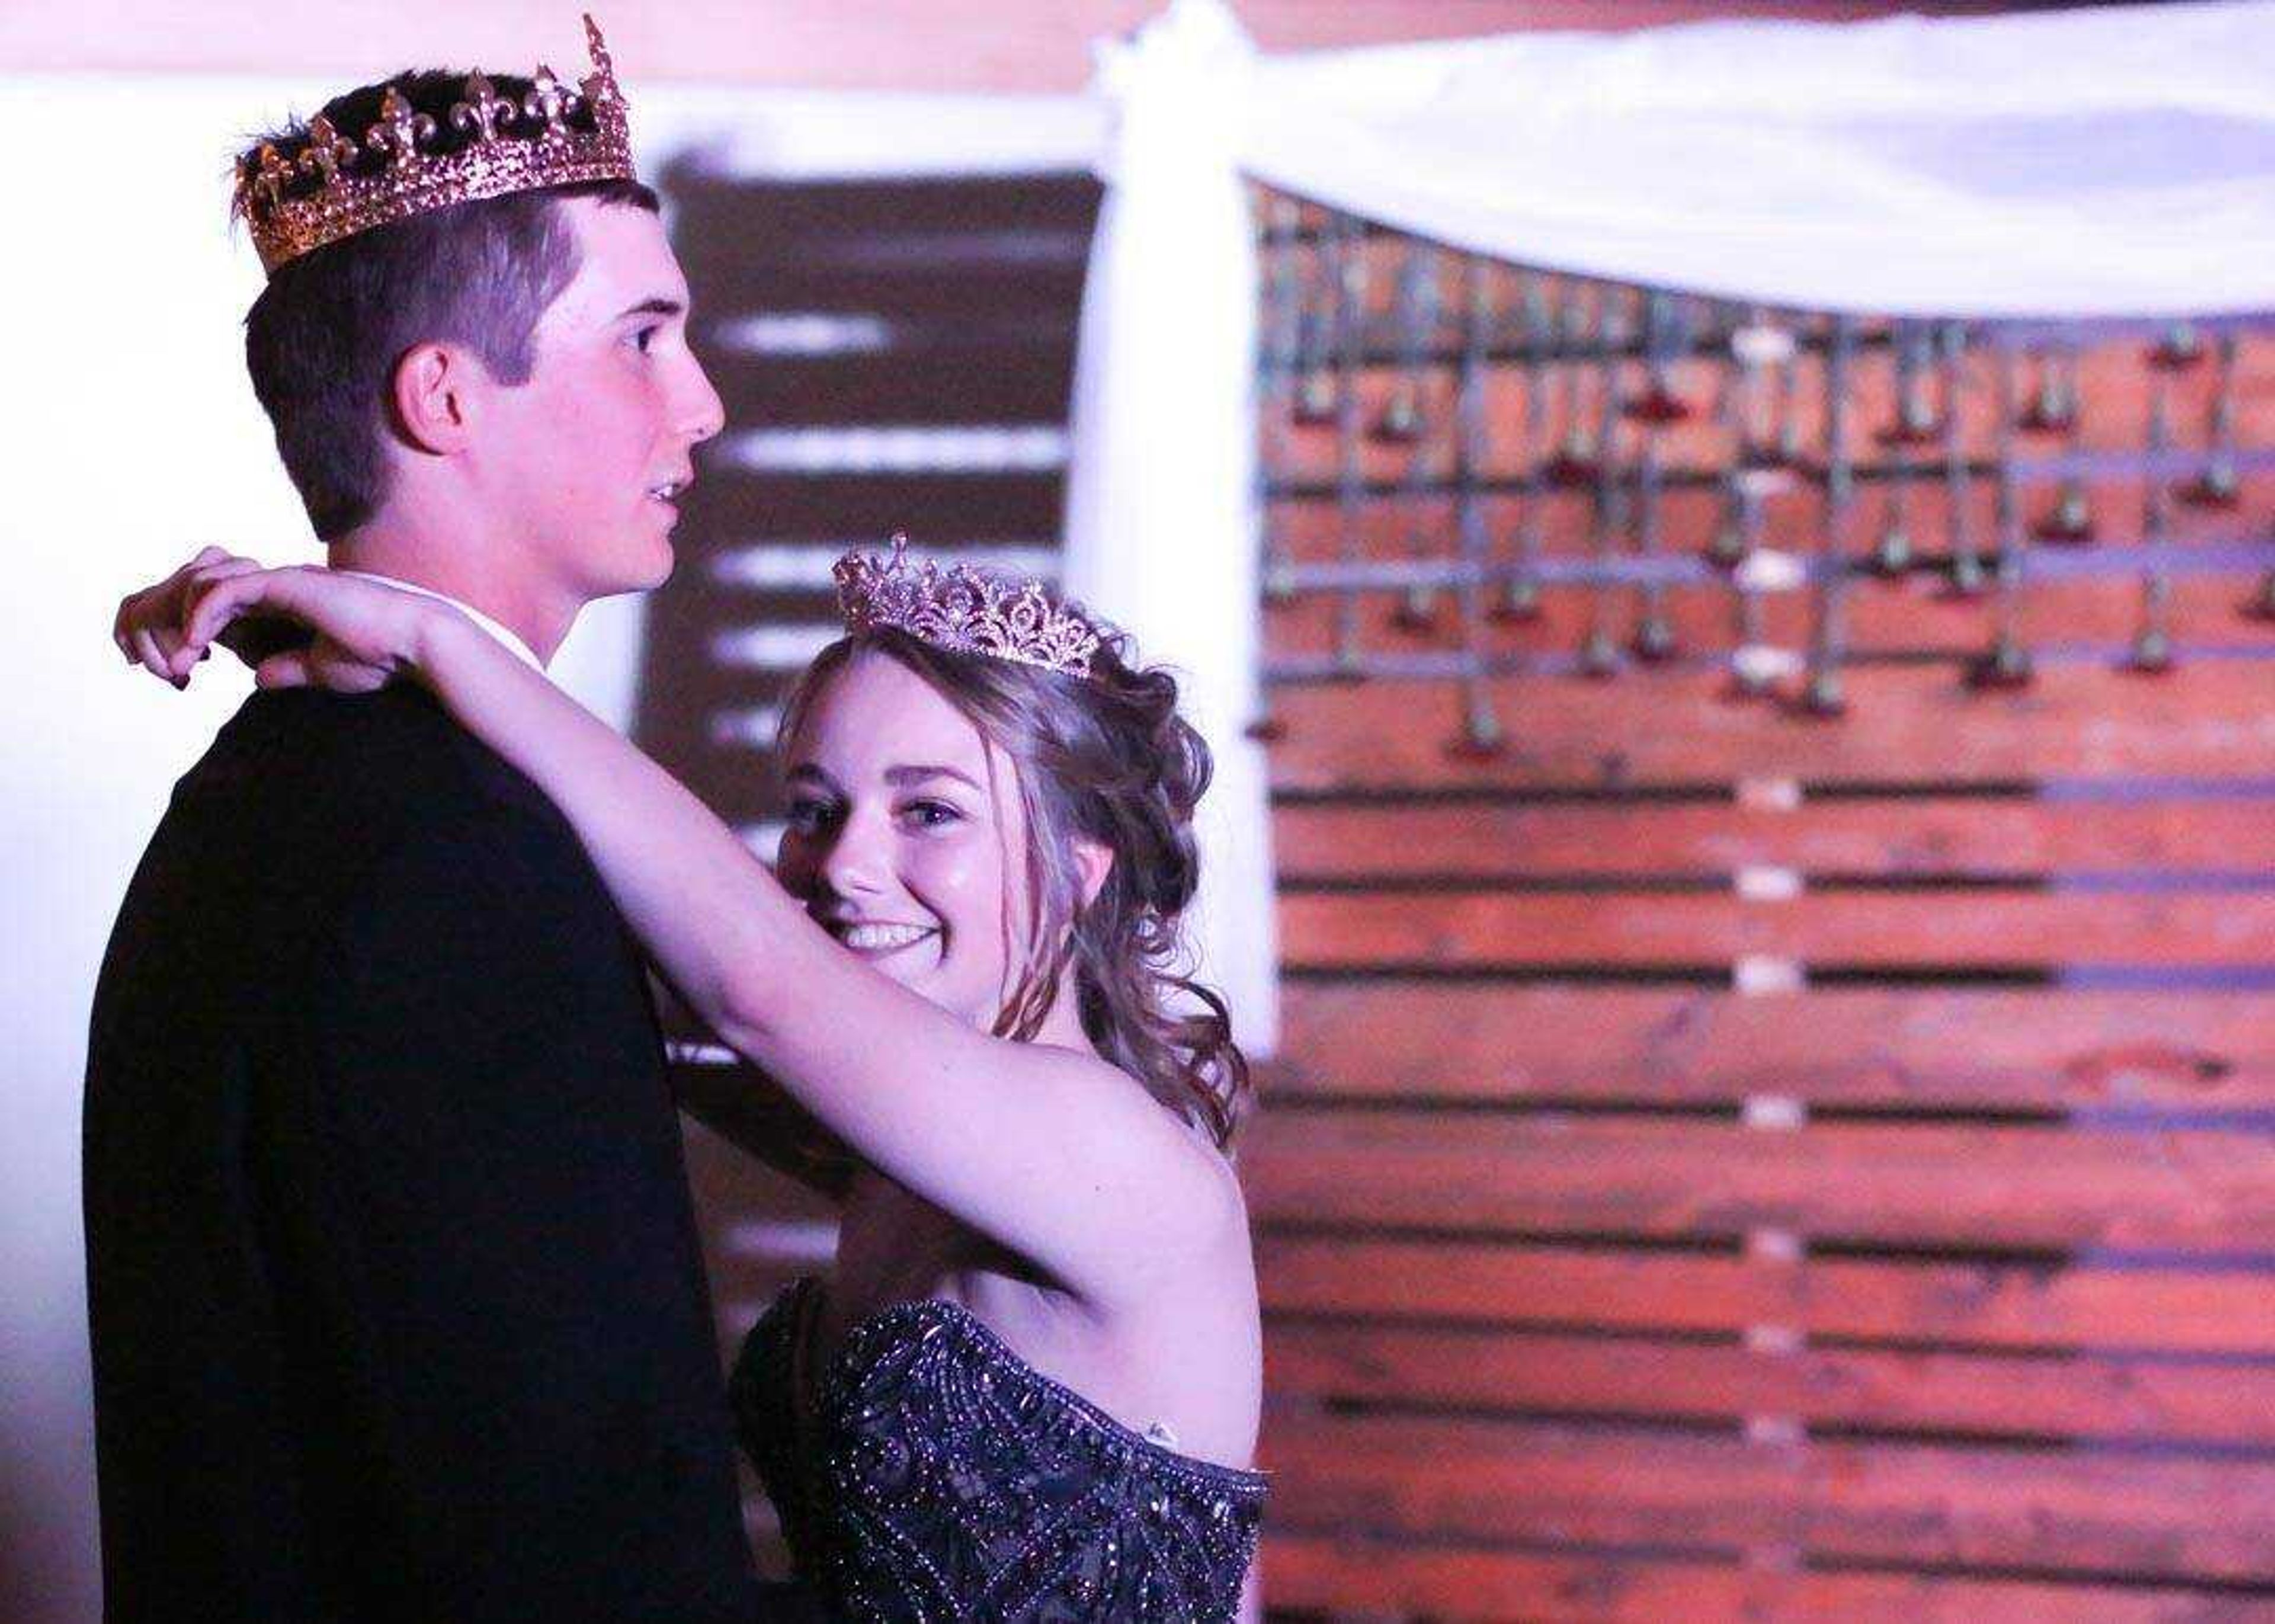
[835,536,1107,680]
[235,14,635,277]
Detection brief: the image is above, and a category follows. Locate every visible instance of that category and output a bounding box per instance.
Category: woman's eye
[629,325,659,353]
[784,798,840,834]
[901,799,962,829]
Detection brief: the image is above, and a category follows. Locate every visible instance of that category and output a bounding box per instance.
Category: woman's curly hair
[777,622,1251,1150]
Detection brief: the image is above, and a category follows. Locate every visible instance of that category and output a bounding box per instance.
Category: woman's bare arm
[168,566,1240,1305]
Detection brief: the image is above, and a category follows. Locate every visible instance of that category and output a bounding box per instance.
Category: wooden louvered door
[1243,232,2275,1620]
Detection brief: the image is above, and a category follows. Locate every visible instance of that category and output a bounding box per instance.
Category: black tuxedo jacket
[85,685,769,1623]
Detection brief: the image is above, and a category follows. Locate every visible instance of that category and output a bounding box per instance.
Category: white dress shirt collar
[337,571,547,674]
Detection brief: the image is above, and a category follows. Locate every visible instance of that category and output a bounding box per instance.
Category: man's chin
[581,543,677,600]
[628,531,678,590]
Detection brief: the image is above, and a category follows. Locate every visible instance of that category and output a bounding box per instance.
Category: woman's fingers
[254,639,390,695]
[127,625,177,686]
[169,558,266,675]
[114,549,265,678]
[188,559,263,599]
[252,649,312,690]
[310,643,392,694]
[115,581,169,663]
[184,567,305,652]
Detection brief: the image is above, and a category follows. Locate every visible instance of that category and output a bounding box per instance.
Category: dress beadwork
[732,1277,1267,1621]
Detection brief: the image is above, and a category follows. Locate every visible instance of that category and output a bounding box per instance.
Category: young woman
[116,542,1267,1620]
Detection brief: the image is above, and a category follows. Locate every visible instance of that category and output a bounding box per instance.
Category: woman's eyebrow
[883,764,983,792]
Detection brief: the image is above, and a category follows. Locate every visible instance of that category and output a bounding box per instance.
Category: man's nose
[677,353,726,446]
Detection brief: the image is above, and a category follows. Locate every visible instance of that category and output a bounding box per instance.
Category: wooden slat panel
[1278,889,2275,968]
[1246,213,2275,1624]
[1260,457,2267,553]
[1274,798,2275,879]
[668,177,1100,316]
[1260,1533,2274,1624]
[707,347,1079,427]
[1263,474,2271,563]
[1264,1321,2275,1446]
[1264,573,2275,663]
[1259,1414,2275,1582]
[1257,1235,2275,1356]
[1267,984,2275,1110]
[1242,1113,2275,1249]
[668,173,1104,240]
[1261,662,2275,789]
[683,469,1068,538]
[690,259,1093,318]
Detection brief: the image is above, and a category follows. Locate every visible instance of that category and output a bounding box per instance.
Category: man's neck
[330,515,573,665]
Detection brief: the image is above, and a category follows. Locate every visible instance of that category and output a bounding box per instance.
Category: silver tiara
[833,536,1105,680]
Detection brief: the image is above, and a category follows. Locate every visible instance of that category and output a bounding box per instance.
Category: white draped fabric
[1065,0,1277,1056]
[1238,0,2275,322]
[1062,0,2275,1057]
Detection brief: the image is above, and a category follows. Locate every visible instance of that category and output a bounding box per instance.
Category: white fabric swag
[1060,0,2275,1056]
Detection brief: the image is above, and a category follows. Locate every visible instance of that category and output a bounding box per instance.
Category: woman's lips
[830,920,939,956]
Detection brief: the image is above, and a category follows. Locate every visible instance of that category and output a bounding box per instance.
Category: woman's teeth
[837,922,935,952]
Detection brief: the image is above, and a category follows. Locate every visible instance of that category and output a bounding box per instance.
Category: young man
[84,24,780,1621]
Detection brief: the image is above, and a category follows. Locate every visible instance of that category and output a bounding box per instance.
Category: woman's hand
[177,565,449,694]
[114,549,453,695]
[113,546,269,688]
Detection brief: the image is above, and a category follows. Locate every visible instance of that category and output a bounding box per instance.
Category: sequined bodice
[731,1277,1267,1621]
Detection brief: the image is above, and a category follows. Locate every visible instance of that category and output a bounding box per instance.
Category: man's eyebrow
[885,764,983,792]
[615,296,685,322]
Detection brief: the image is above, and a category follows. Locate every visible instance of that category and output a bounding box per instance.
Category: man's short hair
[237,70,659,540]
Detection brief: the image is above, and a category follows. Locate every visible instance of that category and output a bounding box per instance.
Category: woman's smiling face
[776,650,1027,1029]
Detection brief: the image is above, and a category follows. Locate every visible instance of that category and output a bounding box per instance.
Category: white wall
[0,73,1092,1623]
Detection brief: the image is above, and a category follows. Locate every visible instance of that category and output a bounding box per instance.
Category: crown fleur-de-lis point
[448,71,518,143]
[296,115,360,187]
[523,66,582,140]
[249,143,296,210]
[367,87,437,169]
[581,14,620,104]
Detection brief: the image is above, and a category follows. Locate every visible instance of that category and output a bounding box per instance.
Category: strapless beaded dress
[730,1276,1267,1621]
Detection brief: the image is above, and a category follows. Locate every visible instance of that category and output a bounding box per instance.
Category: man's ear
[387,341,485,456]
[1074,838,1115,911]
